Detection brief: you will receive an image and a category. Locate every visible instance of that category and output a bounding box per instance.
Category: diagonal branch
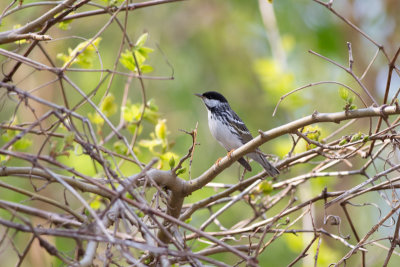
[184,105,400,195]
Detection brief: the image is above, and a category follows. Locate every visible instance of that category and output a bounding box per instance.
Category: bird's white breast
[207,110,243,151]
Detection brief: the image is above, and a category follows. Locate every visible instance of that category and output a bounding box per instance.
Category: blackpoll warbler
[195,91,279,177]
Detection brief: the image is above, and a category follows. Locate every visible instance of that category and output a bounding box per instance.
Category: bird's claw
[215,157,222,167]
[227,149,235,159]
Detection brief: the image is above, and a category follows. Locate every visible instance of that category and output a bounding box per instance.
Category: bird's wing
[228,110,254,144]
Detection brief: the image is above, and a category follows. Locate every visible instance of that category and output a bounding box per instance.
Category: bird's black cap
[199,91,228,103]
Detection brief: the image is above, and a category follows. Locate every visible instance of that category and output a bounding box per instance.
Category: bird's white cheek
[204,98,220,109]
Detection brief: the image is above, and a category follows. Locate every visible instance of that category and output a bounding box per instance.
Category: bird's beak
[194,93,203,99]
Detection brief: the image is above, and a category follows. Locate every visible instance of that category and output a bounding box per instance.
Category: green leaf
[140,65,154,73]
[136,210,144,218]
[147,99,158,111]
[307,131,320,141]
[160,152,179,170]
[14,138,32,151]
[122,100,159,132]
[155,119,167,140]
[0,155,7,163]
[350,132,363,142]
[100,94,117,117]
[257,180,273,195]
[120,49,136,72]
[137,47,154,57]
[135,33,149,47]
[90,197,102,209]
[119,50,149,73]
[57,37,101,68]
[176,167,186,175]
[2,129,16,142]
[121,106,134,122]
[144,109,159,124]
[120,34,154,73]
[301,126,321,151]
[122,103,141,122]
[88,112,104,126]
[339,139,348,146]
[57,12,74,30]
[348,94,355,104]
[169,156,175,169]
[339,88,356,109]
[139,139,162,151]
[133,51,146,66]
[339,88,349,101]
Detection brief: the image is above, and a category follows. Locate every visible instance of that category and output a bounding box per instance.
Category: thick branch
[0,0,78,44]
[184,105,400,194]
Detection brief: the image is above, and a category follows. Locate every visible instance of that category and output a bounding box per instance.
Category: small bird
[195,91,279,177]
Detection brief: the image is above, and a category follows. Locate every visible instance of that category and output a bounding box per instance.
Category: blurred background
[1,0,400,266]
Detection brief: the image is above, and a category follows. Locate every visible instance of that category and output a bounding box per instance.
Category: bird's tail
[248,151,279,177]
[237,157,252,172]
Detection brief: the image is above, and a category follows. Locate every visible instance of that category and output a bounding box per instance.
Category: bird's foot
[215,157,222,167]
[227,149,235,159]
